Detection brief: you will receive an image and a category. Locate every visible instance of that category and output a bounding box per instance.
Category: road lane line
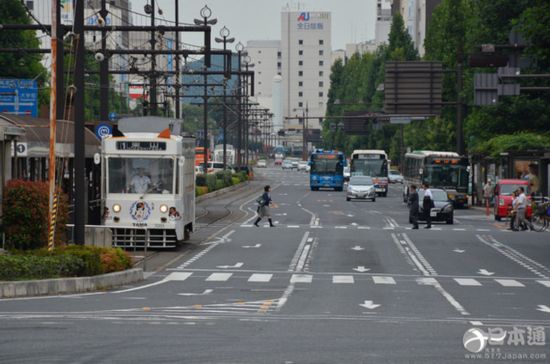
[112,272,194,294]
[248,274,273,283]
[454,278,482,286]
[402,233,438,276]
[333,275,355,284]
[205,273,233,282]
[494,279,525,287]
[288,231,310,272]
[537,280,550,288]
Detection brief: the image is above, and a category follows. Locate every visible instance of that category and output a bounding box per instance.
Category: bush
[100,248,132,273]
[231,177,240,186]
[195,186,209,196]
[206,174,217,192]
[3,180,68,250]
[196,174,207,186]
[223,170,233,186]
[60,245,103,276]
[215,179,225,190]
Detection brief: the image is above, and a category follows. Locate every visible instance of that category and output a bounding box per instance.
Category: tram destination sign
[116,141,167,151]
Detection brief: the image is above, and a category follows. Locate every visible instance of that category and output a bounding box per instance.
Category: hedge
[0,246,132,281]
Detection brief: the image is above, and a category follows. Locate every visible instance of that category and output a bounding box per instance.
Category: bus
[403,151,469,207]
[101,117,196,248]
[195,146,210,167]
[309,150,346,191]
[213,144,235,165]
[350,150,389,197]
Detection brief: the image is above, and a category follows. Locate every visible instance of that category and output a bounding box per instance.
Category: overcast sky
[131,0,377,50]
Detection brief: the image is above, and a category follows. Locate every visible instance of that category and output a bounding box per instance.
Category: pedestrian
[508,189,519,231]
[422,183,434,229]
[254,185,275,227]
[483,179,494,210]
[514,186,532,231]
[408,185,419,229]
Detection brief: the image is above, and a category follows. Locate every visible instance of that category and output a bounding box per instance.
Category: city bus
[101,117,196,248]
[195,146,210,167]
[309,149,346,191]
[403,150,469,207]
[350,150,389,197]
[213,144,235,165]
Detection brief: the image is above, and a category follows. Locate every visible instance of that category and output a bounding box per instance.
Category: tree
[386,13,418,61]
[517,1,550,70]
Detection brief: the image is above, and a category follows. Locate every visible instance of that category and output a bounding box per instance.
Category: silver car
[346,176,376,202]
[388,170,404,183]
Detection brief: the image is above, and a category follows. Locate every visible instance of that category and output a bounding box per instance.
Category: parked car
[297,161,308,171]
[256,159,267,168]
[388,170,404,183]
[281,159,293,170]
[493,179,532,221]
[202,161,225,173]
[417,188,454,224]
[346,176,377,202]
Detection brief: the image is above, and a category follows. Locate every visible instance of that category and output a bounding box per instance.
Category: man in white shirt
[514,187,532,231]
[130,169,151,194]
[422,183,433,229]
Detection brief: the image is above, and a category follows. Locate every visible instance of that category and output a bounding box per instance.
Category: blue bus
[309,150,346,191]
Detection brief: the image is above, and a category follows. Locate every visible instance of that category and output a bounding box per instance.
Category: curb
[0,268,144,299]
[196,181,250,203]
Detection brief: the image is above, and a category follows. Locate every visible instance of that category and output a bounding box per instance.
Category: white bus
[350,149,389,197]
[101,117,195,248]
[213,144,235,165]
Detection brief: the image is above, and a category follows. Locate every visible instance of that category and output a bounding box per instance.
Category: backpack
[256,195,265,206]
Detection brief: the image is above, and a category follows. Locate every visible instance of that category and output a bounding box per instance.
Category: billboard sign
[0,79,38,117]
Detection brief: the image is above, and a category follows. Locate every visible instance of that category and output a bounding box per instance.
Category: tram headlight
[160,204,168,214]
[112,204,121,213]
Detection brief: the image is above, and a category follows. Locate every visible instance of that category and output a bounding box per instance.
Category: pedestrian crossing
[238,223,512,233]
[162,271,550,289]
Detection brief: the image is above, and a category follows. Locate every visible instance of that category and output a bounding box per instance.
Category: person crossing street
[422,183,434,229]
[408,185,420,229]
[254,185,275,227]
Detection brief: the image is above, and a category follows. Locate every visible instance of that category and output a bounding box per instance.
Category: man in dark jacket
[408,185,419,229]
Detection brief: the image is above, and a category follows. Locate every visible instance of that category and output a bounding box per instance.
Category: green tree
[517,1,550,70]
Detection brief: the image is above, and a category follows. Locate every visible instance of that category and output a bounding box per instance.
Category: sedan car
[281,159,293,170]
[346,176,376,202]
[388,170,404,183]
[417,188,454,224]
[297,161,308,171]
[256,159,267,168]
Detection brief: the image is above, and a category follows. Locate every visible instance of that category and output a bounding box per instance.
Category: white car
[388,170,404,183]
[256,159,267,168]
[297,161,308,171]
[281,159,293,170]
[204,161,225,173]
[346,176,376,202]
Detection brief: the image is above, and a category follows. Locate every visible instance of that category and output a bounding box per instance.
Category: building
[281,7,331,131]
[375,0,392,45]
[391,0,441,57]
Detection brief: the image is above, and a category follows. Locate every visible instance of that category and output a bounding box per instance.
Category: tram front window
[108,157,175,194]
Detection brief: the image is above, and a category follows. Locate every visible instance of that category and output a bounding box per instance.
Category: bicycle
[530,196,550,232]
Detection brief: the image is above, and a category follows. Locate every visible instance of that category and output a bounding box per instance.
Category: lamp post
[242,54,254,166]
[235,41,244,167]
[215,26,235,169]
[194,6,217,169]
[293,103,309,160]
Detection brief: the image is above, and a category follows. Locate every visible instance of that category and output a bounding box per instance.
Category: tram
[101,117,195,248]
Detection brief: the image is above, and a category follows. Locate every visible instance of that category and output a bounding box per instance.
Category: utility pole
[149,0,157,115]
[174,0,180,119]
[99,0,108,121]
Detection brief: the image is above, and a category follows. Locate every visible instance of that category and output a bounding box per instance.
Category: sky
[131,0,377,50]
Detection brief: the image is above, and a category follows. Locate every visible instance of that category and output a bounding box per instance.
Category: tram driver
[129,168,151,194]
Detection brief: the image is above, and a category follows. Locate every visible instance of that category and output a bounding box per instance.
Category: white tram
[101,117,195,248]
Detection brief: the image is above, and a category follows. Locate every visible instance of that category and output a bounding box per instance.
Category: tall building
[375,0,392,45]
[281,8,331,131]
[392,0,441,56]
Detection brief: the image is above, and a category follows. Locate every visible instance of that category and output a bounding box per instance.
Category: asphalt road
[1,166,550,363]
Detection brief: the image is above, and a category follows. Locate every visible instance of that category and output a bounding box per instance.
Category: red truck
[493,179,532,221]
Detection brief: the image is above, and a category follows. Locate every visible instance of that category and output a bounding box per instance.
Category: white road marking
[335,226,348,229]
[359,300,381,310]
[357,226,370,230]
[178,289,213,296]
[416,277,438,285]
[242,244,261,249]
[454,278,482,286]
[206,273,233,282]
[537,305,550,313]
[372,276,396,285]
[478,269,495,276]
[453,228,466,231]
[353,266,370,273]
[165,272,193,281]
[470,321,484,326]
[494,279,525,287]
[248,274,273,283]
[453,249,465,253]
[332,275,355,284]
[240,224,253,227]
[290,274,313,283]
[287,225,300,228]
[537,280,550,288]
[112,272,193,294]
[351,245,365,251]
[288,232,310,272]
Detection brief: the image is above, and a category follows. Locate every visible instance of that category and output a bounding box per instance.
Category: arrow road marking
[453,249,465,253]
[217,262,244,269]
[242,244,261,248]
[178,289,213,296]
[478,269,495,276]
[359,300,381,310]
[537,305,550,313]
[353,266,370,272]
[351,246,365,251]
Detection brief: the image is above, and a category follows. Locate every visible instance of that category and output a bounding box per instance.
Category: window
[319,60,324,66]
[298,71,303,76]
[319,81,324,87]
[319,71,324,77]
[299,50,303,56]
[298,81,303,87]
[298,102,303,107]
[319,92,324,97]
[258,61,262,64]
[277,51,282,58]
[319,50,324,56]
[26,1,34,10]
[298,60,303,66]
[277,62,281,68]
[298,92,303,97]
[319,39,324,45]
[298,39,303,45]
[258,50,262,54]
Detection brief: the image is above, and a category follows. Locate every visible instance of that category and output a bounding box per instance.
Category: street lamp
[242,55,254,166]
[235,41,245,166]
[194,6,218,172]
[215,26,235,169]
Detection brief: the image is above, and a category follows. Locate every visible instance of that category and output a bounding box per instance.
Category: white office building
[281,8,331,131]
[375,0,392,45]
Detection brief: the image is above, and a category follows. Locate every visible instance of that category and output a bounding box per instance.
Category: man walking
[514,186,532,231]
[422,183,433,229]
[254,185,275,227]
[483,179,494,215]
[408,185,419,229]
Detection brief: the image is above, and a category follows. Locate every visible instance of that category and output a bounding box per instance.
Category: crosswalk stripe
[372,276,396,285]
[290,274,313,283]
[495,279,525,287]
[248,274,273,283]
[206,273,233,282]
[537,280,550,288]
[165,272,193,281]
[454,278,482,286]
[332,275,354,284]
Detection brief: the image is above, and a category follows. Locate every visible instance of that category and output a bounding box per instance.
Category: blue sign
[108,112,118,122]
[0,79,38,117]
[95,123,113,139]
